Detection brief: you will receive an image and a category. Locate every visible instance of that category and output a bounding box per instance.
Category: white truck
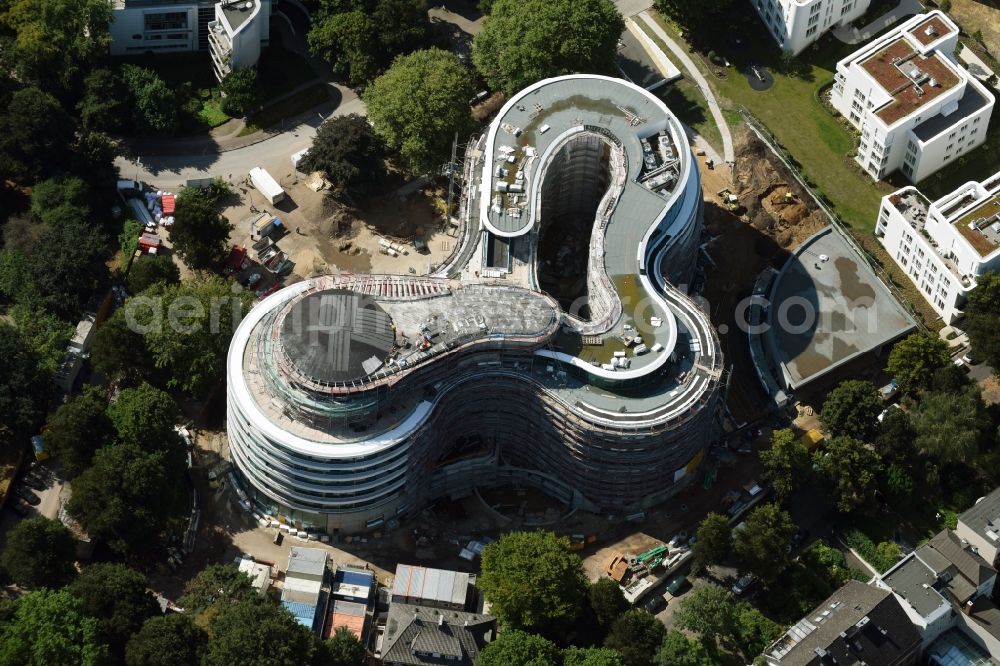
[249,167,285,205]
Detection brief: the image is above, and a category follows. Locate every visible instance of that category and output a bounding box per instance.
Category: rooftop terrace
[860,38,960,125]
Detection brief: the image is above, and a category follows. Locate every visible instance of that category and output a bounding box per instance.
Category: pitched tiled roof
[381,604,495,666]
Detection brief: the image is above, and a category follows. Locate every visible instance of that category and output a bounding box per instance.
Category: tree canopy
[320,626,366,666]
[308,0,431,86]
[654,0,737,39]
[0,516,77,589]
[107,382,180,453]
[813,437,883,513]
[819,380,883,441]
[120,65,179,135]
[169,187,234,270]
[874,406,916,463]
[472,0,624,94]
[732,503,795,581]
[204,596,317,666]
[69,563,161,658]
[476,630,561,666]
[178,564,255,614]
[0,323,51,444]
[675,584,781,662]
[589,577,629,630]
[603,609,666,666]
[127,255,180,295]
[90,307,157,387]
[564,647,627,666]
[66,442,187,554]
[759,429,812,503]
[965,272,1000,371]
[478,531,587,636]
[912,387,990,464]
[654,630,713,666]
[219,67,259,117]
[887,332,951,395]
[692,512,732,573]
[364,48,473,175]
[0,87,74,186]
[0,589,108,666]
[300,114,386,196]
[125,613,207,666]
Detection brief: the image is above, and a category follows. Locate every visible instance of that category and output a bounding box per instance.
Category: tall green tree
[204,596,317,666]
[589,577,629,630]
[965,272,1000,371]
[125,614,207,666]
[90,307,156,387]
[70,563,161,659]
[472,0,624,94]
[66,442,187,554]
[674,584,735,645]
[564,647,626,666]
[603,609,666,666]
[654,630,713,666]
[169,187,233,269]
[178,564,255,614]
[129,277,251,398]
[30,176,92,226]
[42,385,113,478]
[759,429,812,502]
[107,383,180,453]
[127,255,181,295]
[300,114,386,196]
[364,48,473,175]
[0,589,108,666]
[78,68,126,132]
[31,217,110,318]
[0,323,50,444]
[691,512,732,573]
[219,67,259,117]
[478,531,587,637]
[476,630,560,666]
[308,0,430,86]
[0,517,77,589]
[8,303,73,374]
[912,387,990,464]
[874,406,916,464]
[887,332,951,395]
[813,437,883,513]
[732,503,795,582]
[121,65,179,135]
[320,626,366,666]
[820,380,883,441]
[0,87,74,183]
[0,0,111,97]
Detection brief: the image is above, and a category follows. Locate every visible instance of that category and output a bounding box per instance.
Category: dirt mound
[732,129,825,249]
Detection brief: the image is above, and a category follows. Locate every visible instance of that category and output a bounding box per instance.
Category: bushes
[842,529,901,573]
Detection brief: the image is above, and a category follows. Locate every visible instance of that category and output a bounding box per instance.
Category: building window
[806,25,818,36]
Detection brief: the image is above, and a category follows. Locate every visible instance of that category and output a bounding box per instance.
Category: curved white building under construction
[227,75,723,533]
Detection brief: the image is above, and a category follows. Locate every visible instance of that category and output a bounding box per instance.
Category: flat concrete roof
[882,555,948,619]
[766,227,916,390]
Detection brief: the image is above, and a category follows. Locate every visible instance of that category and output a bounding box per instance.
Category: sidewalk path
[636,11,735,163]
[831,0,923,45]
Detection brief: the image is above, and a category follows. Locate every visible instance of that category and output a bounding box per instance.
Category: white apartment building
[109,0,269,81]
[876,169,1000,324]
[831,11,994,183]
[752,0,871,55]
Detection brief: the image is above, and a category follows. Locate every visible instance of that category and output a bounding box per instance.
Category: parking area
[0,461,67,542]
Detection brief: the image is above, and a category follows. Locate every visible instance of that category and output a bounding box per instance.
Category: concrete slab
[615,0,652,19]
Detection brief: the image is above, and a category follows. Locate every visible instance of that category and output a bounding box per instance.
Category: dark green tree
[78,68,126,132]
[204,595,317,666]
[819,380,883,441]
[8,303,73,374]
[0,517,77,589]
[933,363,971,393]
[912,387,990,464]
[564,646,626,666]
[127,255,180,294]
[654,630,713,666]
[965,272,1000,371]
[0,87,74,183]
[320,626,366,666]
[732,503,795,582]
[476,630,560,666]
[472,0,624,94]
[759,429,812,502]
[887,332,951,395]
[733,604,782,659]
[32,217,109,318]
[813,437,883,513]
[691,512,732,573]
[0,323,50,444]
[884,463,915,508]
[603,609,666,666]
[478,531,587,637]
[30,176,92,226]
[300,114,386,196]
[674,584,735,646]
[169,187,233,269]
[178,564,255,614]
[66,442,187,554]
[589,576,629,629]
[874,407,916,464]
[107,382,180,453]
[364,48,473,175]
[308,0,430,86]
[41,385,113,478]
[125,614,207,666]
[219,67,259,117]
[90,307,156,387]
[70,563,160,659]
[121,65,179,135]
[0,589,108,666]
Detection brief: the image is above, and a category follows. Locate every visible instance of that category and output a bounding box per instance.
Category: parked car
[14,485,40,506]
[732,574,756,596]
[665,576,688,596]
[11,500,29,517]
[643,594,667,614]
[668,531,689,548]
[20,474,43,490]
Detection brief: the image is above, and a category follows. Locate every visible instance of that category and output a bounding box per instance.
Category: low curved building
[227,75,723,533]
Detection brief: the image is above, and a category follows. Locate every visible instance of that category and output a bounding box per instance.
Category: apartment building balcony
[207,20,232,79]
[891,190,973,286]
